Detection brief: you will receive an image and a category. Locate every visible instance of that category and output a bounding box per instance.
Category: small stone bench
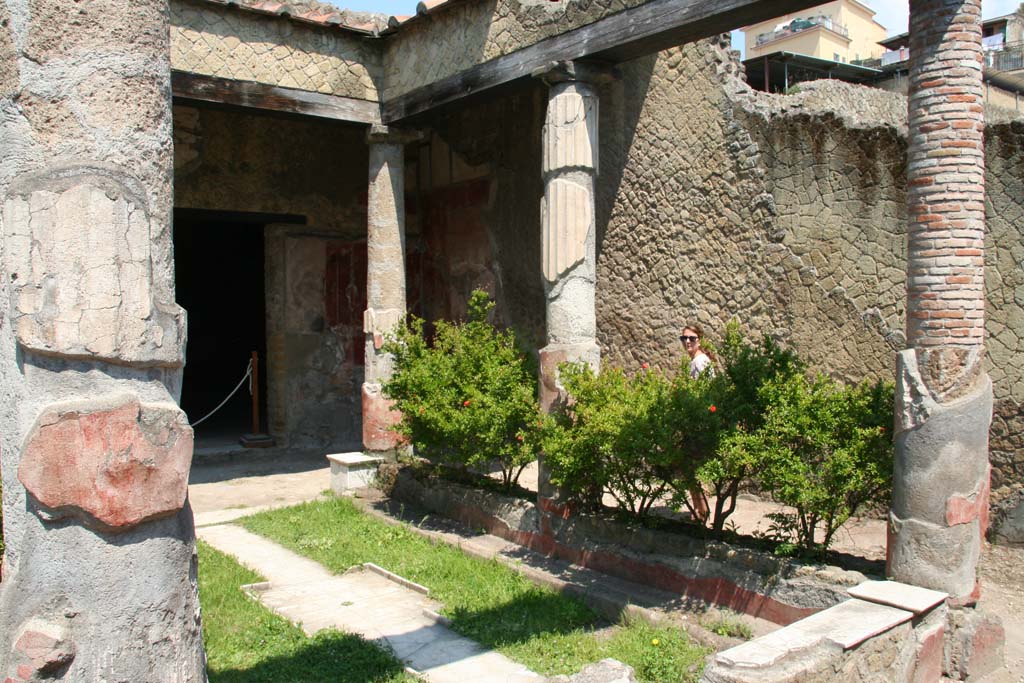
[326,453,384,495]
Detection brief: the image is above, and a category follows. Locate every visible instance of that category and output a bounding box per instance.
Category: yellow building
[743,0,888,64]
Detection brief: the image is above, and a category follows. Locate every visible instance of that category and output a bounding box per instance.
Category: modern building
[872,9,1024,111]
[742,0,887,64]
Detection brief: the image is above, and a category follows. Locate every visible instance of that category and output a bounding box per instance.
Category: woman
[680,323,714,379]
[680,323,715,524]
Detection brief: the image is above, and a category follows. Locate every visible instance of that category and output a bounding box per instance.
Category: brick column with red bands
[888,0,995,605]
[906,0,985,349]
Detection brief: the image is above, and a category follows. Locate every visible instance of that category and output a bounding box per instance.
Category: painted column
[536,62,606,501]
[889,0,991,603]
[363,124,415,453]
[0,0,205,680]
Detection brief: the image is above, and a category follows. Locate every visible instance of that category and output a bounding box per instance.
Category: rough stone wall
[595,39,786,372]
[174,105,370,448]
[732,82,1024,534]
[735,81,909,383]
[174,105,368,229]
[382,0,648,100]
[418,37,1024,534]
[983,118,1024,528]
[265,228,365,448]
[0,0,205,679]
[426,86,548,351]
[171,0,380,100]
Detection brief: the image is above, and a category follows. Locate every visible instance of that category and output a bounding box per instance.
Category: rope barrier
[189,359,253,428]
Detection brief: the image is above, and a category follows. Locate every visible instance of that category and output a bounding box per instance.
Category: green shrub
[666,323,803,531]
[544,364,674,515]
[382,290,540,488]
[740,373,894,556]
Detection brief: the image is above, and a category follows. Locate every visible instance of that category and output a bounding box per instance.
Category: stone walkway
[198,523,542,683]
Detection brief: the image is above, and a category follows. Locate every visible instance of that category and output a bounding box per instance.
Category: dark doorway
[173,209,301,445]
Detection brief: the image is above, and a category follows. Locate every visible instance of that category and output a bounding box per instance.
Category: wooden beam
[382,0,824,122]
[172,71,382,125]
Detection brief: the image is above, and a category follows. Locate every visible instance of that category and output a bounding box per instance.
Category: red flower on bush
[463,400,471,407]
[516,434,524,442]
[708,405,717,413]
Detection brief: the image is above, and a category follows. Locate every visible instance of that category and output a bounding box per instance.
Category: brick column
[363,125,416,453]
[0,0,205,679]
[536,62,610,501]
[889,0,992,603]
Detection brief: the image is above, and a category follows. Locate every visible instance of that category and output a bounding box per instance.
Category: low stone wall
[390,468,872,625]
[701,583,1004,683]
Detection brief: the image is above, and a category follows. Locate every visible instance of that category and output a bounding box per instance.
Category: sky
[320,0,1021,56]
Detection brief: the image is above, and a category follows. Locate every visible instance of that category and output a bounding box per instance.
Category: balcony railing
[867,41,1024,73]
[755,15,849,47]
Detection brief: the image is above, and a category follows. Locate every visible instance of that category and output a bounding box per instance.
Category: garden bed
[238,497,711,681]
[388,464,883,626]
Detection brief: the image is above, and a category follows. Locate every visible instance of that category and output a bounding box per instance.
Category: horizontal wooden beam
[172,71,382,125]
[382,0,824,123]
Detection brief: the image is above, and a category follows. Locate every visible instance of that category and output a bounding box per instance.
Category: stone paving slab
[198,523,543,683]
[714,598,914,670]
[847,579,947,615]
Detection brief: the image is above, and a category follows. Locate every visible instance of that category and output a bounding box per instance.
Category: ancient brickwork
[170,0,380,100]
[382,0,648,100]
[904,0,986,359]
[886,0,990,600]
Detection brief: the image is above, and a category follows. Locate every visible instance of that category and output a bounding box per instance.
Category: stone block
[945,608,1004,681]
[714,599,913,674]
[327,452,383,494]
[18,394,193,530]
[911,620,944,683]
[848,580,947,615]
[548,659,636,683]
[3,168,185,366]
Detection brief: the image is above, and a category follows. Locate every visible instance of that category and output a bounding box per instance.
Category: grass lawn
[239,497,709,681]
[198,540,417,683]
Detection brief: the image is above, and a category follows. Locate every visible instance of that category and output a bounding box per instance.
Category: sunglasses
[680,335,699,343]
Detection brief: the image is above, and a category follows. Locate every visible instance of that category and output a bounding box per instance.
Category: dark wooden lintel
[172,71,382,125]
[382,0,824,123]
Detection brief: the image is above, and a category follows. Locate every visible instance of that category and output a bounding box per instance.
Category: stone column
[889,0,991,603]
[362,125,416,453]
[536,62,608,501]
[0,0,205,680]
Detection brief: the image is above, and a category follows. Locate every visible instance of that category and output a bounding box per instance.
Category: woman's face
[681,327,700,357]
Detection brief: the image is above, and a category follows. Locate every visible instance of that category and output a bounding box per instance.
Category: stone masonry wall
[420,37,1024,536]
[171,0,380,100]
[382,0,649,101]
[174,105,370,448]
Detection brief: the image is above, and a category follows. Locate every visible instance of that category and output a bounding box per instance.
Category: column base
[889,349,992,601]
[362,383,404,452]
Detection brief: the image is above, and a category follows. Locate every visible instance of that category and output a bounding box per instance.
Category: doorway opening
[173,209,303,450]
